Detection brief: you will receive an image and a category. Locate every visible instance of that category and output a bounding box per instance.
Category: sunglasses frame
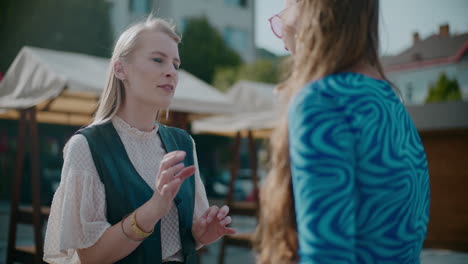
[268,1,303,39]
[268,14,283,39]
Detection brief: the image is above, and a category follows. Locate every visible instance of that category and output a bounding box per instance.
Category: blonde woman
[44,16,235,264]
[257,0,430,263]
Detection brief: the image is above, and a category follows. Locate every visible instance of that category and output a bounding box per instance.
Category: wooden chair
[197,246,209,263]
[7,107,48,264]
[218,131,260,264]
[5,108,193,264]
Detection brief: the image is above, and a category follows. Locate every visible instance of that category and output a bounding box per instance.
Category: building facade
[382,25,468,105]
[109,0,256,62]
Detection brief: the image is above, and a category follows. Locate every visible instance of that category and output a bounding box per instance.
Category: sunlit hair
[256,0,391,263]
[92,14,181,125]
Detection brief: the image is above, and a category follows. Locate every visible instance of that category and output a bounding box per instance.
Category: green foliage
[179,17,242,84]
[213,59,282,92]
[238,59,280,83]
[425,73,462,103]
[0,0,113,72]
[212,67,239,92]
[256,47,279,60]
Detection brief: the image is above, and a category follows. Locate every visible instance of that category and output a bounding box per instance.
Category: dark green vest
[77,122,197,264]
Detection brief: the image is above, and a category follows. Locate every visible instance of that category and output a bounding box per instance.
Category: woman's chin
[283,41,295,54]
[156,99,172,110]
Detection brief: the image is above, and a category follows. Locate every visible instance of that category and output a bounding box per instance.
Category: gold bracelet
[120,214,144,242]
[130,210,154,239]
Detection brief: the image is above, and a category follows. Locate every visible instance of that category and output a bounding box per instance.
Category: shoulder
[160,124,193,146]
[163,125,190,137]
[76,122,112,139]
[288,75,359,148]
[290,74,346,112]
[62,134,96,173]
[64,134,90,155]
[289,73,395,122]
[289,74,349,123]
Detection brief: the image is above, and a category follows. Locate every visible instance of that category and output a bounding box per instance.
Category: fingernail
[177,152,185,158]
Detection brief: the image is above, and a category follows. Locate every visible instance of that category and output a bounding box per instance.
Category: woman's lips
[158,84,174,93]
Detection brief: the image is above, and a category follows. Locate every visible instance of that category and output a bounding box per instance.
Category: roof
[192,79,468,137]
[191,98,468,138]
[225,80,277,112]
[191,80,278,138]
[382,33,468,72]
[0,46,236,125]
[406,101,468,131]
[191,110,277,138]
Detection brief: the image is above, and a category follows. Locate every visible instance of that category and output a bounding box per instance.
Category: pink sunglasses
[268,1,302,39]
[268,14,283,39]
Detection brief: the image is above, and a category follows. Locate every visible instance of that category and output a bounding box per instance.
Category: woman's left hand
[192,205,236,246]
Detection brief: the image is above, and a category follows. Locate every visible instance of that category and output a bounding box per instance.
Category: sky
[255,0,468,56]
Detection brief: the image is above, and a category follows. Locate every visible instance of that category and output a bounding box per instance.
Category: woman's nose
[165,65,177,78]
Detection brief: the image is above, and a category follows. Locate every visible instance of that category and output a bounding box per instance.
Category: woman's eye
[153,58,163,63]
[174,64,180,70]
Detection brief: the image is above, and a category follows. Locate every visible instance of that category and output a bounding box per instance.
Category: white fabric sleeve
[191,138,210,220]
[190,138,210,249]
[43,134,111,264]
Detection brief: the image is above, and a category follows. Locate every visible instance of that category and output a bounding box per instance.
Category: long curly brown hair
[255,0,389,263]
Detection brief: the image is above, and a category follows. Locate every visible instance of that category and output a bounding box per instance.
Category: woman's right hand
[151,151,196,217]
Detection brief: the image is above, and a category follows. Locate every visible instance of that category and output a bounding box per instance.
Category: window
[224,0,248,8]
[178,18,189,34]
[224,27,249,55]
[128,0,152,14]
[406,83,414,103]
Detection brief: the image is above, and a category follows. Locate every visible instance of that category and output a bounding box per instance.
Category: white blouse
[44,116,209,263]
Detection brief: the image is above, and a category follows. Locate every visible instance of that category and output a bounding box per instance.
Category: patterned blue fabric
[288,72,430,264]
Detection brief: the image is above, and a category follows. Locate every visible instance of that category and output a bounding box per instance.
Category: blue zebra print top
[288,72,430,264]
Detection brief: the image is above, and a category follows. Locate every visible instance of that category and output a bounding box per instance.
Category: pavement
[1,200,467,264]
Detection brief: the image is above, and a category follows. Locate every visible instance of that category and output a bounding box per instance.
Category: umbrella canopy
[0,46,236,125]
[191,80,279,137]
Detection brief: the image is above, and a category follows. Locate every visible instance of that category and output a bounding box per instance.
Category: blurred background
[0,0,467,263]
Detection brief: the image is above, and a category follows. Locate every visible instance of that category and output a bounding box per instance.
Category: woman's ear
[113,60,127,81]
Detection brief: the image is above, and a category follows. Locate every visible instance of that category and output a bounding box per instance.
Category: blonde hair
[256,0,389,263]
[92,15,181,125]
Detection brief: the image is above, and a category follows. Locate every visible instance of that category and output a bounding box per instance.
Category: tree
[425,73,462,103]
[179,17,242,84]
[213,58,284,92]
[0,0,112,72]
[212,67,239,92]
[238,59,281,83]
[256,47,279,60]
